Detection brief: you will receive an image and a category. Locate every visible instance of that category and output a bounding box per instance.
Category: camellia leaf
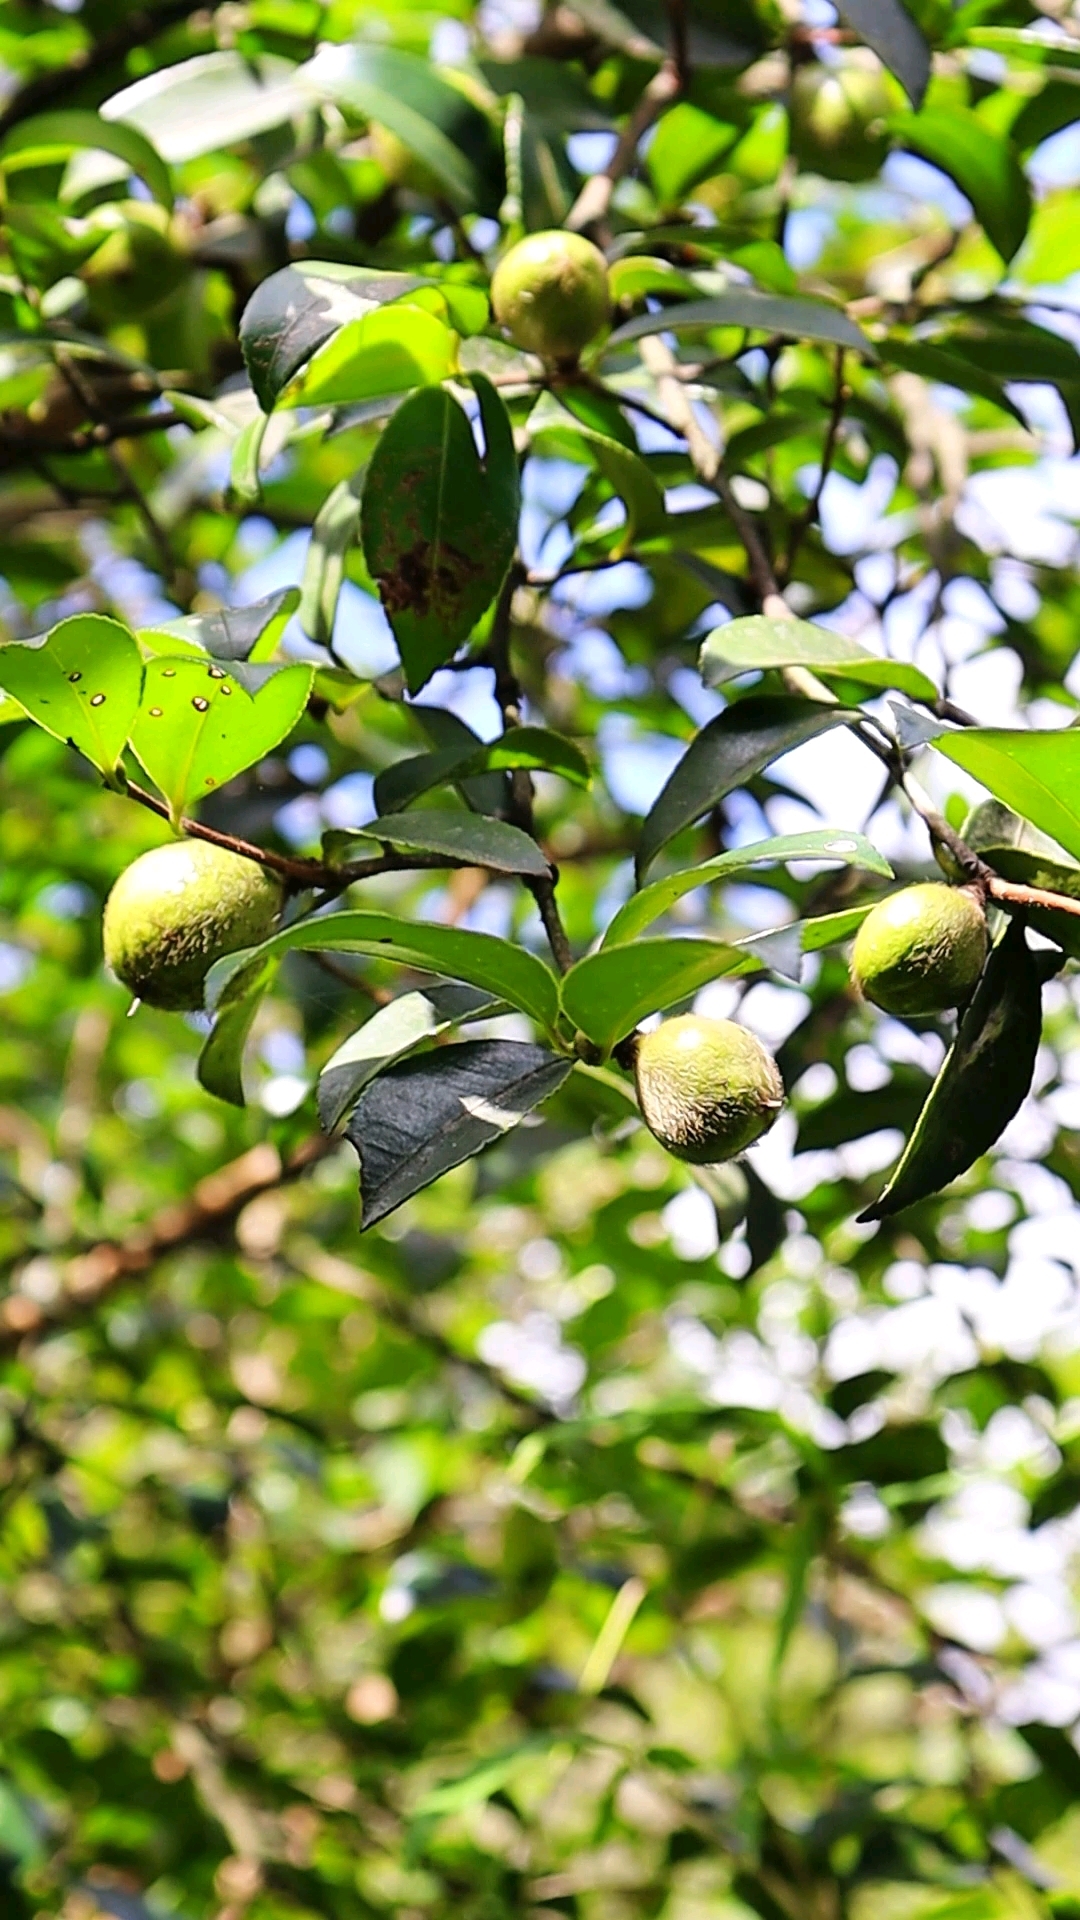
[607,291,873,358]
[889,108,1031,263]
[345,1039,572,1229]
[373,726,589,814]
[603,830,892,947]
[279,305,457,409]
[832,0,930,106]
[879,337,1027,425]
[241,262,437,411]
[146,589,300,664]
[528,393,665,556]
[860,918,1047,1222]
[318,983,501,1132]
[101,50,320,164]
[0,110,174,210]
[362,810,552,877]
[963,799,1080,959]
[647,102,738,206]
[230,413,269,505]
[561,937,759,1054]
[299,475,364,646]
[129,656,314,824]
[361,376,520,694]
[0,614,142,777]
[637,697,853,880]
[933,726,1080,867]
[699,615,940,704]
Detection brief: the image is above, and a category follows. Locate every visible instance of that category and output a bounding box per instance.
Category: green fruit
[103,839,283,1011]
[490,229,611,366]
[369,123,442,197]
[789,61,895,184]
[81,201,188,320]
[851,883,987,1017]
[633,1015,784,1165]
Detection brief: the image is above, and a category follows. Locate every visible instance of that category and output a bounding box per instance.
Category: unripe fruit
[850,883,987,1018]
[789,61,895,184]
[103,840,283,1011]
[633,1015,784,1165]
[490,229,611,366]
[81,202,187,320]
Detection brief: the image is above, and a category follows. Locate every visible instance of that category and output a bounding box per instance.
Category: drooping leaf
[607,292,873,358]
[528,393,665,555]
[603,830,892,947]
[373,726,589,814]
[318,984,501,1132]
[0,614,142,777]
[102,50,320,164]
[230,413,269,505]
[129,656,313,824]
[362,810,552,877]
[879,337,1027,424]
[299,475,364,646]
[146,589,300,664]
[561,937,758,1054]
[699,615,940,704]
[345,1039,572,1227]
[361,377,520,694]
[933,725,1080,867]
[0,110,174,209]
[860,919,1047,1222]
[637,697,853,880]
[889,108,1031,262]
[832,0,930,106]
[300,41,504,214]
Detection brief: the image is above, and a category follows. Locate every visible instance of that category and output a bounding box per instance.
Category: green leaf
[318,983,501,1132]
[933,726,1080,867]
[561,937,758,1054]
[0,110,174,210]
[647,103,737,204]
[146,589,300,664]
[607,291,873,358]
[129,657,313,825]
[833,0,930,105]
[0,614,142,776]
[603,830,892,946]
[528,393,665,555]
[299,475,363,646]
[300,42,504,214]
[361,378,520,694]
[637,697,853,881]
[230,413,269,506]
[889,108,1031,262]
[345,1039,572,1227]
[280,305,457,409]
[241,261,450,411]
[878,336,1027,424]
[363,810,552,877]
[102,50,319,164]
[699,615,940,704]
[860,919,1046,1222]
[374,726,589,813]
[962,799,1080,959]
[413,1736,569,1819]
[966,27,1080,69]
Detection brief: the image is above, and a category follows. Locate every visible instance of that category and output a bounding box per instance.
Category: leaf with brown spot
[361,375,520,695]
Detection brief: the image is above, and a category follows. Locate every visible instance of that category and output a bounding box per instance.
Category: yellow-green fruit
[490,229,611,366]
[81,202,187,319]
[851,883,987,1017]
[789,61,895,184]
[369,123,442,197]
[633,1015,784,1165]
[103,840,283,1011]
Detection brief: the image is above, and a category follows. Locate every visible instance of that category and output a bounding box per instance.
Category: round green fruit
[850,882,987,1017]
[490,229,611,366]
[81,201,188,320]
[633,1015,784,1165]
[103,839,283,1011]
[789,60,896,184]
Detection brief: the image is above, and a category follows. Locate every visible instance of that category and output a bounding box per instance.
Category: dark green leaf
[241,261,450,412]
[607,292,873,357]
[374,725,589,813]
[0,110,174,209]
[361,378,520,694]
[604,829,892,946]
[345,1040,572,1227]
[879,337,1028,424]
[362,810,551,876]
[889,108,1031,262]
[561,937,758,1053]
[637,697,853,880]
[699,615,940,703]
[318,984,501,1132]
[860,919,1045,1222]
[0,614,141,776]
[833,0,930,105]
[146,589,300,664]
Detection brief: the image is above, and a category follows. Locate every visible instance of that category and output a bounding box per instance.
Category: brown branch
[0,1,198,137]
[987,876,1080,921]
[1,1136,330,1343]
[0,410,183,460]
[565,59,681,233]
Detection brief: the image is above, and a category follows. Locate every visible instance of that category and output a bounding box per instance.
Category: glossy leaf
[361,377,519,694]
[373,726,589,814]
[147,589,300,664]
[241,261,444,411]
[699,615,940,704]
[860,919,1046,1222]
[833,0,930,105]
[102,51,319,164]
[879,337,1027,424]
[603,830,892,947]
[345,1040,572,1229]
[299,476,364,646]
[279,305,456,409]
[561,937,757,1053]
[637,697,853,880]
[0,110,174,209]
[647,103,738,205]
[0,615,141,776]
[318,984,500,1132]
[528,393,665,555]
[607,292,872,357]
[963,799,1080,959]
[890,109,1031,262]
[363,810,551,876]
[129,657,313,824]
[934,726,1080,867]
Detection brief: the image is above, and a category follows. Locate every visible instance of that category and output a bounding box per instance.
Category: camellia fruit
[633,1014,784,1165]
[850,882,987,1017]
[490,229,611,366]
[103,839,283,1011]
[789,60,896,184]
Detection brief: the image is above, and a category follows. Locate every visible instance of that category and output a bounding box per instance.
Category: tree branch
[780,346,847,584]
[565,60,681,233]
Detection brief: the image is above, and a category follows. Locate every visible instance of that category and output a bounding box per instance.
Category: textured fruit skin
[103,840,283,1011]
[490,230,610,365]
[851,883,987,1017]
[633,1015,784,1165]
[789,62,895,184]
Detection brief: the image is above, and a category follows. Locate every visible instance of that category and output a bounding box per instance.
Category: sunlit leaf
[0,614,141,776]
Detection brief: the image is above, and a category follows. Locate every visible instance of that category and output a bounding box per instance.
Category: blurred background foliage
[4,1,1080,1918]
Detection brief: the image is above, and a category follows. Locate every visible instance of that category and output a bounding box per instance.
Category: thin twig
[565,60,681,233]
